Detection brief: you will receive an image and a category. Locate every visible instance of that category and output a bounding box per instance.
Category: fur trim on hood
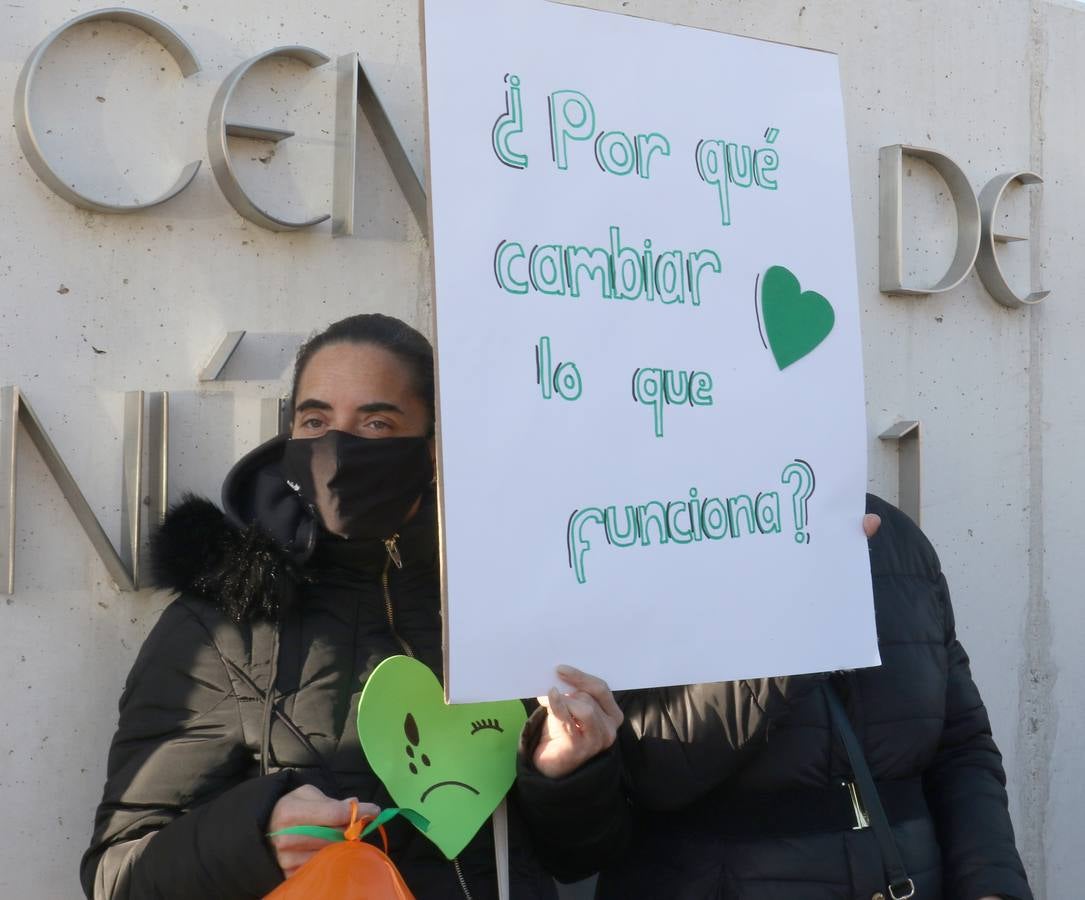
[150,494,303,621]
[150,435,317,620]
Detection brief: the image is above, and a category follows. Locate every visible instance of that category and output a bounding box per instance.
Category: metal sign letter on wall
[0,388,168,594]
[879,145,981,296]
[15,8,427,235]
[14,8,202,213]
[976,172,1050,308]
[879,420,921,526]
[207,46,333,232]
[880,144,1048,306]
[333,51,428,235]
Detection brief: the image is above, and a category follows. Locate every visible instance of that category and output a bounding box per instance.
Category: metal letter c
[14,8,202,213]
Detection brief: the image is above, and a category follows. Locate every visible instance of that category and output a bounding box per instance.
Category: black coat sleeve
[80,601,291,900]
[513,675,827,876]
[922,573,1034,900]
[513,707,632,882]
[617,674,827,811]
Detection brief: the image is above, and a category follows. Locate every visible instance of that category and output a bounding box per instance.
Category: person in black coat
[81,314,561,899]
[516,497,1034,900]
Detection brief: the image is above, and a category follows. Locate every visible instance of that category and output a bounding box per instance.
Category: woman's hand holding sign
[534,666,623,778]
[535,514,878,781]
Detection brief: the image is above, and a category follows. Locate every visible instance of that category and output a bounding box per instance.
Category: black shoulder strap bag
[825,684,917,900]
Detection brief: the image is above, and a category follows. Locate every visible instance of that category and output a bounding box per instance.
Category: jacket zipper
[384,534,403,570]
[452,858,474,900]
[381,537,414,658]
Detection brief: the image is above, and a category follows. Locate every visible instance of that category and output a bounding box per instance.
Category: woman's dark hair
[291,314,435,433]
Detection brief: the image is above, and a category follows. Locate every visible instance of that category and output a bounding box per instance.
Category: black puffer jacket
[520,495,1033,900]
[80,436,557,900]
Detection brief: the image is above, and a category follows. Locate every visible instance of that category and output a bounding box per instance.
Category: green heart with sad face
[760,265,836,370]
[357,655,527,859]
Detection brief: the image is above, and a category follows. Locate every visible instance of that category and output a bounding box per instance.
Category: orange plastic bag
[265,803,426,900]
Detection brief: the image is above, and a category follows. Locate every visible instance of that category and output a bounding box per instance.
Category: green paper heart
[357,655,527,859]
[760,265,836,370]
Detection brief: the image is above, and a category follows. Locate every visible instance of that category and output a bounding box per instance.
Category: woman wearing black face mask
[80,315,567,899]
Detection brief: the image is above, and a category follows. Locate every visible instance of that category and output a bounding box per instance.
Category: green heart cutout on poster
[357,655,527,860]
[760,265,836,370]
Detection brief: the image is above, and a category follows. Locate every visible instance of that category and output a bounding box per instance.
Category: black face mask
[281,430,434,541]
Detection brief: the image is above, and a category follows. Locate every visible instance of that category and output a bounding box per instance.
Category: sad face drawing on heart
[401,710,507,803]
[358,656,527,859]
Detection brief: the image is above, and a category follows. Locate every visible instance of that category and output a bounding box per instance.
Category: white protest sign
[423,0,879,703]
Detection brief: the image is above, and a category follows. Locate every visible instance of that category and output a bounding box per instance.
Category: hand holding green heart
[357,656,527,859]
[533,665,623,779]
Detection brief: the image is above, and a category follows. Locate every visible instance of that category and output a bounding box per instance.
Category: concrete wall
[0,1,1076,896]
